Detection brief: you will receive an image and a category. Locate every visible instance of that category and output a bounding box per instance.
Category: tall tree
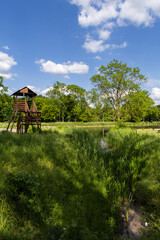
[91,59,147,120]
[47,82,67,122]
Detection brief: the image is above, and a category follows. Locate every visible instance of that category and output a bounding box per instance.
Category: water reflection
[83,127,110,139]
[82,127,110,151]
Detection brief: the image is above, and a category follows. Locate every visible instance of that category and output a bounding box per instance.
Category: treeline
[35,82,160,122]
[0,81,160,123]
[1,59,160,123]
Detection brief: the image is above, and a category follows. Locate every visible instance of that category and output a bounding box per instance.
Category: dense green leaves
[122,90,155,122]
[91,59,147,120]
[0,93,13,121]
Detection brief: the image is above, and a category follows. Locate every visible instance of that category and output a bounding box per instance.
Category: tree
[41,103,59,122]
[145,106,160,122]
[46,82,89,122]
[91,59,147,121]
[122,90,155,122]
[47,82,67,122]
[0,93,13,121]
[0,76,8,94]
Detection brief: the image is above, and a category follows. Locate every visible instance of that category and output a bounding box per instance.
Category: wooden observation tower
[7,86,41,133]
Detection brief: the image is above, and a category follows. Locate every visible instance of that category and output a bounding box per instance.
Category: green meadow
[0,128,160,239]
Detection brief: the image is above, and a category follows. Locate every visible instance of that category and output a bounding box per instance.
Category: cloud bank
[70,0,160,52]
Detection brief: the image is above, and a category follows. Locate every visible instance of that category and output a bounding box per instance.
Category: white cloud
[83,36,109,53]
[2,46,9,50]
[94,56,102,60]
[0,51,17,79]
[69,0,160,52]
[0,87,15,96]
[151,87,160,100]
[6,88,13,95]
[64,75,70,79]
[70,0,160,27]
[117,0,155,26]
[83,35,127,53]
[145,78,160,88]
[71,0,119,28]
[27,85,41,95]
[41,87,53,96]
[150,87,160,105]
[36,59,89,75]
[27,85,54,96]
[98,29,111,40]
[112,41,128,49]
[103,21,115,29]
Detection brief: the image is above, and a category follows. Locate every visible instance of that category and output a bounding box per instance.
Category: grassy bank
[105,128,160,239]
[0,129,121,240]
[2,121,160,131]
[0,128,160,239]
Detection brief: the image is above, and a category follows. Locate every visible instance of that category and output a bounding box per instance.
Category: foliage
[41,102,60,122]
[0,76,8,94]
[121,90,155,122]
[46,81,91,122]
[91,59,147,120]
[0,93,13,121]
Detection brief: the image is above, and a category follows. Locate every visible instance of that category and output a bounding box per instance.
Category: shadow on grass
[0,130,120,240]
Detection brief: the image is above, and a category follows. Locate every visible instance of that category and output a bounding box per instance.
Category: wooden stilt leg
[17,112,22,133]
[10,111,18,132]
[7,112,15,131]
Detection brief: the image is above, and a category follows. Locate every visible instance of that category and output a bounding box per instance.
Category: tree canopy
[91,59,147,120]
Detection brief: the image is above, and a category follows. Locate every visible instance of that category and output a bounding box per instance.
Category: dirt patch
[120,203,144,239]
[0,128,16,132]
[0,128,7,131]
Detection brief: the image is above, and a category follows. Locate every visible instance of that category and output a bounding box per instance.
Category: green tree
[122,90,154,122]
[67,84,88,121]
[0,76,8,94]
[91,59,147,121]
[47,82,67,122]
[88,89,103,121]
[34,96,50,112]
[145,106,160,121]
[41,103,59,122]
[0,93,13,121]
[47,82,89,122]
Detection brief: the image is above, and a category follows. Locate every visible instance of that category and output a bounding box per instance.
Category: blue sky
[1,0,160,103]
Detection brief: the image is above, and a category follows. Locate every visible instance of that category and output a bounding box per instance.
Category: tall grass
[0,129,120,240]
[105,128,160,239]
[1,128,160,239]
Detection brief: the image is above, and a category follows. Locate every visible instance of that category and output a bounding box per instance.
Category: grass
[2,120,160,130]
[0,129,121,240]
[0,122,8,128]
[105,128,160,239]
[0,127,160,239]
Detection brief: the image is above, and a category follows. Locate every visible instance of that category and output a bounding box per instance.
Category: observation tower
[7,86,41,133]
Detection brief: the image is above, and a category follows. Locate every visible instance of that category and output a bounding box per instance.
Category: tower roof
[11,86,37,97]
